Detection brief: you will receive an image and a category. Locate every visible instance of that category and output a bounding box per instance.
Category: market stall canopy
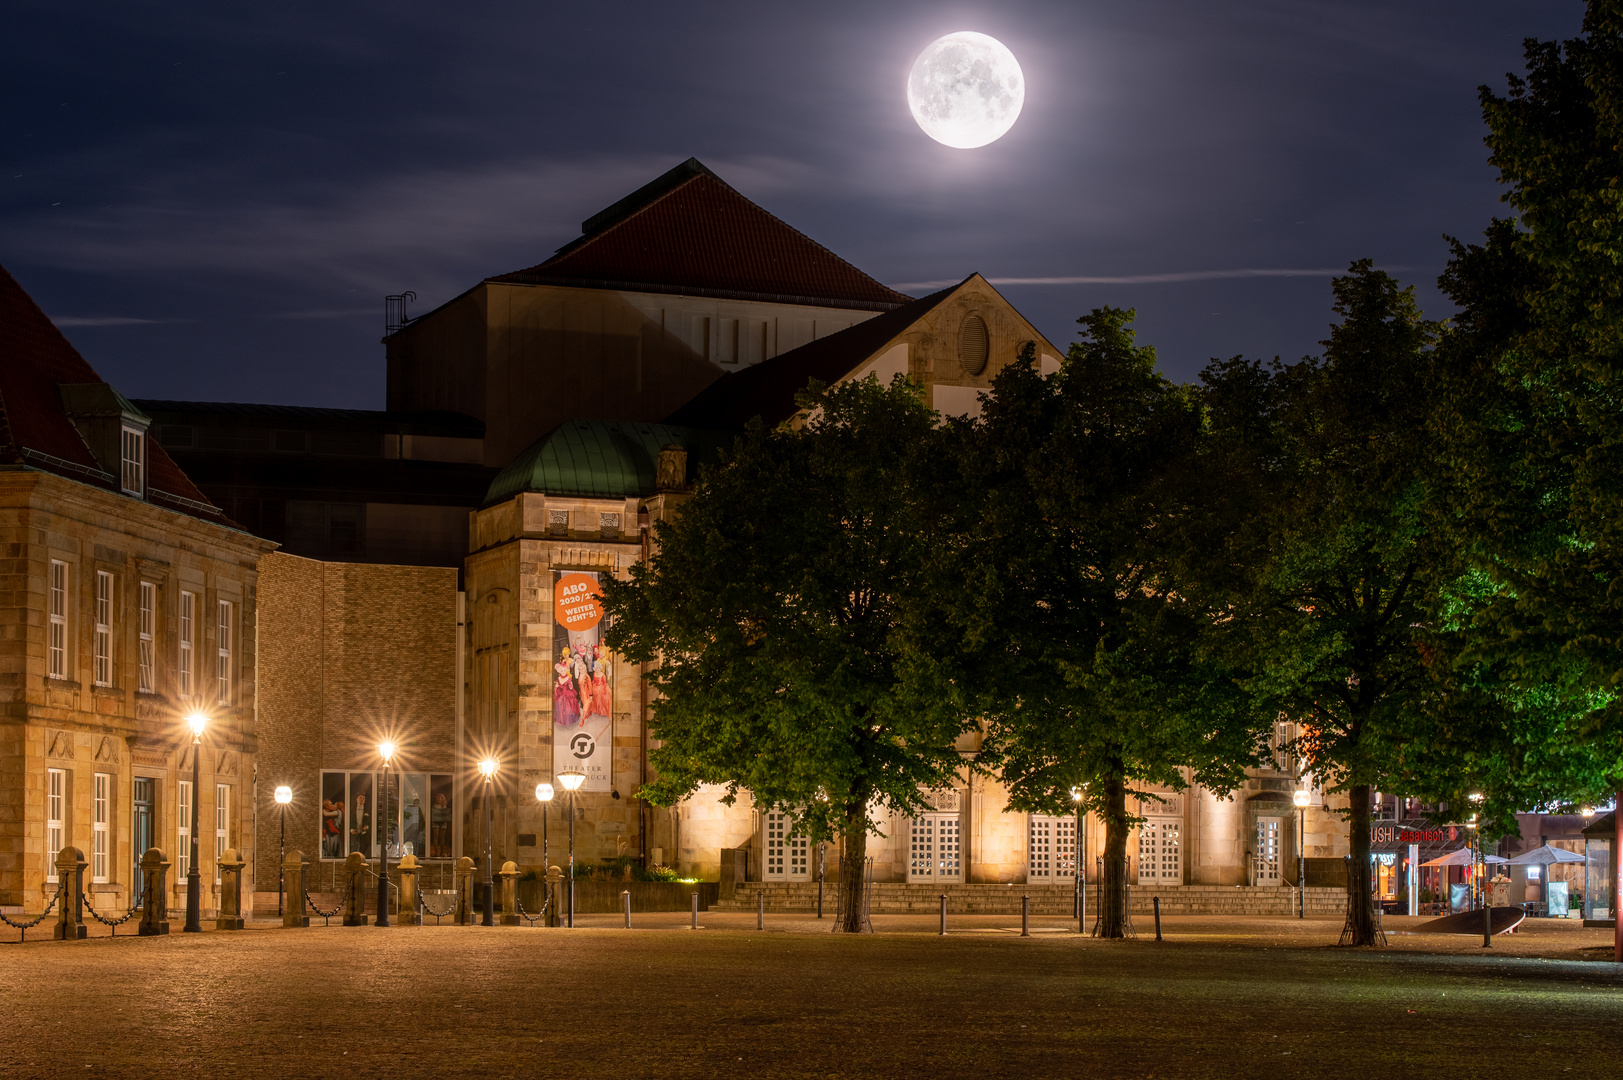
[1419,849,1508,868]
[1506,844,1584,866]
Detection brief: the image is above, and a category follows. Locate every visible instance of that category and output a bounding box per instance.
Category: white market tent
[1420,849,1508,868]
[1506,843,1585,866]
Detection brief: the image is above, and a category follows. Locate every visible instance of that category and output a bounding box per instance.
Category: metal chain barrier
[420,891,455,921]
[305,878,345,924]
[82,890,141,935]
[0,880,63,941]
[513,888,550,926]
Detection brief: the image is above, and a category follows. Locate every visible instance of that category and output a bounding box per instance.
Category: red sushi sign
[554,573,604,631]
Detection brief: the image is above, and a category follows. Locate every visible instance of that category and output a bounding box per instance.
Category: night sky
[0,1,1584,409]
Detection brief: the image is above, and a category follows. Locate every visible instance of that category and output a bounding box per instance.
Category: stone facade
[0,469,272,912]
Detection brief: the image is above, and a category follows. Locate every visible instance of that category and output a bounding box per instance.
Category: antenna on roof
[385,291,417,335]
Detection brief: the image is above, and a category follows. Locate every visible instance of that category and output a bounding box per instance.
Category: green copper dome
[484,420,730,505]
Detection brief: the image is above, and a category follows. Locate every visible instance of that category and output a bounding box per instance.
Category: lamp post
[1293,788,1311,919]
[376,742,396,927]
[274,785,292,917]
[1070,787,1084,928]
[184,712,206,933]
[558,768,585,928]
[535,783,554,872]
[479,758,498,926]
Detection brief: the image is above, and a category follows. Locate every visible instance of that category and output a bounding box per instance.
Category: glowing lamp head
[379,741,397,765]
[186,712,207,738]
[1293,789,1312,809]
[558,768,585,792]
[1468,791,1484,803]
[536,782,555,803]
[478,758,498,780]
[274,785,293,806]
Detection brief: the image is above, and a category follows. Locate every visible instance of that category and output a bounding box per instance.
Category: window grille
[958,315,989,375]
[138,582,155,692]
[46,768,65,881]
[600,513,621,539]
[92,772,111,883]
[48,561,68,680]
[94,571,114,687]
[548,510,568,537]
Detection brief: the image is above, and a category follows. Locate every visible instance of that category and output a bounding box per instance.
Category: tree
[601,375,977,933]
[1196,263,1443,946]
[957,312,1265,939]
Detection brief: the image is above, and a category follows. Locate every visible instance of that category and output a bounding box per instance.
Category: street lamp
[184,712,206,933]
[1292,788,1311,919]
[376,742,396,927]
[274,785,292,917]
[479,758,498,926]
[1070,787,1085,929]
[535,783,554,875]
[558,768,586,928]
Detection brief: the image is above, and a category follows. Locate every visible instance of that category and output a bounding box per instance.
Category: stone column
[138,848,170,936]
[282,850,309,928]
[499,861,521,926]
[397,854,422,925]
[53,847,87,940]
[343,851,369,925]
[546,864,563,928]
[215,848,246,930]
[454,856,475,925]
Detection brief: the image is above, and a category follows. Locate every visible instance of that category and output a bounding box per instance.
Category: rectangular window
[94,571,114,687]
[138,582,156,692]
[131,778,153,906]
[320,771,453,861]
[46,768,65,882]
[215,784,229,884]
[1027,814,1078,884]
[120,426,145,495]
[216,600,232,704]
[1139,818,1183,885]
[48,560,68,680]
[92,772,111,883]
[178,590,195,698]
[177,780,192,878]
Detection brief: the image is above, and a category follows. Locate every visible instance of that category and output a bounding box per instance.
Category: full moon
[906,31,1025,149]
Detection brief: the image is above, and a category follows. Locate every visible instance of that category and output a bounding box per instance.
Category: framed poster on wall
[552,571,613,792]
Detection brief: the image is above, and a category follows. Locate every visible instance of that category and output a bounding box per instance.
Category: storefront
[1369,820,1475,915]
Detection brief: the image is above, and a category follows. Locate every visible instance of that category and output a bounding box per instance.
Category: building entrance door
[907,814,962,883]
[763,811,810,881]
[1138,818,1182,885]
[132,778,154,905]
[1027,814,1077,884]
[1254,817,1282,885]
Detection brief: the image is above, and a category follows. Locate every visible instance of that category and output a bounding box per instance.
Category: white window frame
[216,599,233,705]
[92,772,111,884]
[46,768,65,882]
[762,811,811,881]
[1028,813,1078,884]
[177,780,192,879]
[94,571,114,687]
[138,582,156,693]
[215,783,230,884]
[907,813,963,883]
[48,560,68,680]
[1138,817,1183,885]
[178,590,195,699]
[120,426,145,496]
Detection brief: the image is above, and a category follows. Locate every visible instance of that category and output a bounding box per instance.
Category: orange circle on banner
[554,573,604,631]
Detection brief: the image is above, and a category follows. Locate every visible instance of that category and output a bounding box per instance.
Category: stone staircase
[715,881,1347,917]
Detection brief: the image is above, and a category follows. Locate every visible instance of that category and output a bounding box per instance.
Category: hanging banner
[551,571,612,792]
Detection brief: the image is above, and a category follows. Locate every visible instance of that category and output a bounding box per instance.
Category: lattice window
[1028,814,1077,883]
[763,811,810,881]
[92,772,110,883]
[177,780,192,878]
[138,582,156,693]
[910,814,963,882]
[1138,818,1182,884]
[178,591,195,699]
[936,816,961,879]
[216,600,233,704]
[120,427,145,495]
[909,817,935,879]
[216,784,230,884]
[1255,817,1281,884]
[46,768,65,881]
[48,561,68,680]
[94,571,114,687]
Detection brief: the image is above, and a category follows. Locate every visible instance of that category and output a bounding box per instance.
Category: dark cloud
[0,0,1586,405]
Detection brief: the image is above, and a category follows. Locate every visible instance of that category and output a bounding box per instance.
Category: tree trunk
[1343,782,1379,945]
[1096,773,1131,938]
[838,805,869,934]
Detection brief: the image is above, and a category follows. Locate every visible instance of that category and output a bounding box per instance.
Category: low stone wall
[715,882,1347,917]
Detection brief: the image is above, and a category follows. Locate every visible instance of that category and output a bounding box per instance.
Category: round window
[958,315,989,376]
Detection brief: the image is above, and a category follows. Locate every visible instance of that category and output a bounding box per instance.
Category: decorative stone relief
[46,730,75,760]
[94,736,119,764]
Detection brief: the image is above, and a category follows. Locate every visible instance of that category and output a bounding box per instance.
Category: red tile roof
[0,262,235,526]
[489,158,911,310]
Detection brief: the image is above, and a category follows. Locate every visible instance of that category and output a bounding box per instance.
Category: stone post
[546,864,563,928]
[53,846,87,940]
[499,861,521,926]
[216,848,246,930]
[454,856,475,925]
[282,850,309,928]
[397,854,422,925]
[138,848,170,936]
[343,851,369,925]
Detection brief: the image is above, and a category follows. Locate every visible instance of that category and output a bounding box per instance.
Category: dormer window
[121,426,145,496]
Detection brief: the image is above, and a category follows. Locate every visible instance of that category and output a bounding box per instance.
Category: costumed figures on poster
[551,571,613,792]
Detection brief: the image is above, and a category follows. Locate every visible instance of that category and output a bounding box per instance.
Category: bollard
[939,893,947,936]
[1483,903,1493,948]
[757,889,765,930]
[546,865,563,928]
[690,891,699,930]
[454,856,475,925]
[499,861,521,926]
[1021,894,1030,937]
[139,848,171,936]
[54,846,87,940]
[281,850,309,928]
[216,848,246,930]
[342,851,369,925]
[1153,896,1163,941]
[397,854,422,925]
[623,889,632,928]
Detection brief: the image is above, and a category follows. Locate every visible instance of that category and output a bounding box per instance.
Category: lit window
[217,600,232,704]
[178,590,195,699]
[120,427,145,496]
[138,582,156,693]
[92,772,111,884]
[215,784,230,884]
[177,780,192,878]
[94,571,114,687]
[48,561,68,680]
[46,768,65,882]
